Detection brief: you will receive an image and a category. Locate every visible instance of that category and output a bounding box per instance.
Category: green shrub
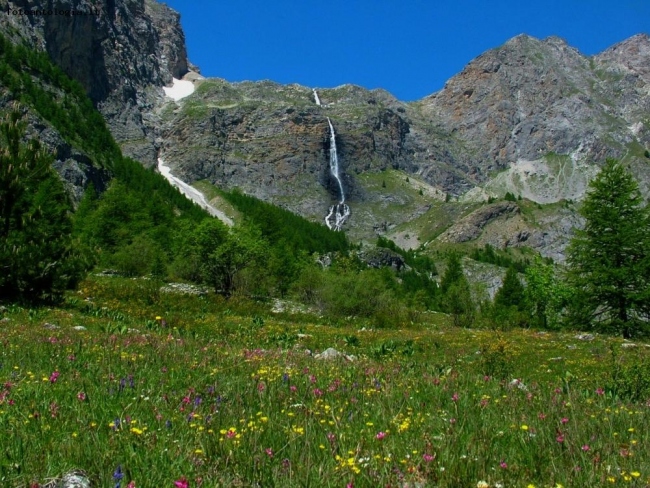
[479,338,514,379]
[608,347,650,402]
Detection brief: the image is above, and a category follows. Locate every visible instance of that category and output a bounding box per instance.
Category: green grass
[2,276,650,487]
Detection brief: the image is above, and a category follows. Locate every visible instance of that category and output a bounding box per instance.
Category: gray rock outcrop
[2,0,191,165]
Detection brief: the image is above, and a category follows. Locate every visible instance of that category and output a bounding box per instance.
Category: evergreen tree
[494,267,525,311]
[439,253,475,325]
[566,160,650,337]
[0,110,87,302]
[440,252,464,295]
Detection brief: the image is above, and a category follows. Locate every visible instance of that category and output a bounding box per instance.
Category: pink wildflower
[561,417,569,424]
[174,478,188,488]
[423,453,435,462]
[376,431,386,440]
[582,445,590,451]
[49,371,60,383]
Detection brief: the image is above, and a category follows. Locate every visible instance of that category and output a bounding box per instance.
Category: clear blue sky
[163,0,649,101]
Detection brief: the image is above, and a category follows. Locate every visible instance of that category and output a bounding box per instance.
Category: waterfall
[313,89,321,106]
[324,118,350,231]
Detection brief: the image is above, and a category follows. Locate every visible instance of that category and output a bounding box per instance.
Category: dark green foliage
[504,192,517,202]
[0,34,120,168]
[375,237,438,307]
[73,160,208,275]
[221,189,349,254]
[566,160,650,338]
[645,149,650,159]
[479,339,514,379]
[291,266,404,327]
[439,253,475,326]
[376,236,437,273]
[494,267,525,311]
[470,244,529,272]
[608,347,650,402]
[177,220,267,297]
[440,252,464,295]
[489,267,530,329]
[0,111,88,303]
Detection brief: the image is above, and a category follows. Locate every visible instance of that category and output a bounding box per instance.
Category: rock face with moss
[159,34,650,211]
[1,0,190,164]
[2,0,650,261]
[417,34,650,200]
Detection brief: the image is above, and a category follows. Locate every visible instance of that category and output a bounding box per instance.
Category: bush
[608,347,650,402]
[479,338,514,379]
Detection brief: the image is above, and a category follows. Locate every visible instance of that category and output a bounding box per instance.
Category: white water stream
[157,158,233,226]
[324,118,350,231]
[313,89,322,106]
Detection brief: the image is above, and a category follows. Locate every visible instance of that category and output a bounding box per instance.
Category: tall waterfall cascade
[324,118,350,231]
[313,89,322,106]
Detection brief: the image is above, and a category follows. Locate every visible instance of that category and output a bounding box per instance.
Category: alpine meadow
[1,2,650,487]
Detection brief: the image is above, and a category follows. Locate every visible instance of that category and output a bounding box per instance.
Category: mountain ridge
[1,1,648,262]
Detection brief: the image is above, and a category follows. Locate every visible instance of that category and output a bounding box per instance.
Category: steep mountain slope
[1,0,648,262]
[156,33,649,259]
[1,0,192,165]
[417,34,650,201]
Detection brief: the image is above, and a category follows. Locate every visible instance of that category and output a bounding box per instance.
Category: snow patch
[163,78,195,101]
[157,158,233,226]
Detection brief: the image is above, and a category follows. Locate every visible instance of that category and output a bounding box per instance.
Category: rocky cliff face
[155,32,650,260]
[1,0,190,165]
[2,2,648,261]
[418,34,650,201]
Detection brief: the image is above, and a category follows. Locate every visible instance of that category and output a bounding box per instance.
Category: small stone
[575,333,595,341]
[509,379,528,391]
[621,342,637,348]
[43,323,60,329]
[72,326,87,331]
[314,347,356,361]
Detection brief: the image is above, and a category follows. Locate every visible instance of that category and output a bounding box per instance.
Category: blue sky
[163,0,649,101]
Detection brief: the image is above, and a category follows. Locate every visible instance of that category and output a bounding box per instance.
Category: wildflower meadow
[1,276,649,487]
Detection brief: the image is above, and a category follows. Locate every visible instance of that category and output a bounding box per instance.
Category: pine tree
[494,266,525,311]
[440,252,464,295]
[0,109,87,302]
[566,160,650,337]
[439,253,475,326]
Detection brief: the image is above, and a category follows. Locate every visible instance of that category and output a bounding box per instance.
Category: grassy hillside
[1,275,649,486]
